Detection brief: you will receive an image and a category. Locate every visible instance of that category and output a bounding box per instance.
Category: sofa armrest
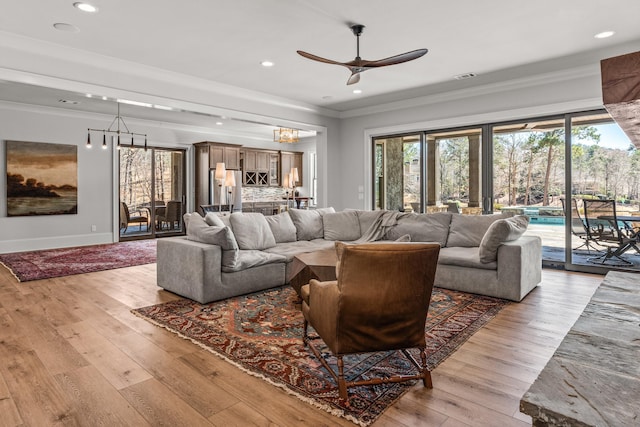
[496,236,542,301]
[157,237,224,303]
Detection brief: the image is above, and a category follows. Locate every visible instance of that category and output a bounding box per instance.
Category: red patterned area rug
[132,285,509,426]
[0,239,156,282]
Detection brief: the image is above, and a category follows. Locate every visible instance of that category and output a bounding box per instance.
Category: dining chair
[301,241,440,404]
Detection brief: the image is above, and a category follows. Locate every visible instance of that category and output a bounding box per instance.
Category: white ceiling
[1,0,640,130]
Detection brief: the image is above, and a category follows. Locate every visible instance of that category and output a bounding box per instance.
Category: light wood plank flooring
[0,263,604,426]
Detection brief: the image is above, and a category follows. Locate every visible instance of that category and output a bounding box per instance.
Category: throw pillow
[323,210,361,241]
[446,213,507,247]
[204,212,225,227]
[185,213,238,251]
[264,212,297,243]
[229,212,277,250]
[288,207,335,240]
[479,215,530,263]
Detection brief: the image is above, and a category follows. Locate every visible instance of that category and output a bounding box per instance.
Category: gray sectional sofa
[156,208,541,304]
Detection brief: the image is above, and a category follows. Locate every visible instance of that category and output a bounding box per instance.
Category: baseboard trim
[0,233,115,254]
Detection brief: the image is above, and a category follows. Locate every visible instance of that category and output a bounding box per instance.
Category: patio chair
[561,198,601,253]
[120,202,149,232]
[582,199,636,265]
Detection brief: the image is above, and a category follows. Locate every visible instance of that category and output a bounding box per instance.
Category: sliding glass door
[373,134,423,212]
[119,146,186,240]
[372,108,640,274]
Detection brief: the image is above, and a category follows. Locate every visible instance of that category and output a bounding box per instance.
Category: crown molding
[339,64,600,119]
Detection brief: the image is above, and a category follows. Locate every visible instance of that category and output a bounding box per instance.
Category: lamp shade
[283,173,290,189]
[214,163,226,180]
[291,167,299,184]
[225,170,236,187]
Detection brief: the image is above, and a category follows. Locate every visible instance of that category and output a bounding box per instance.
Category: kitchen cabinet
[242,149,277,186]
[209,143,240,170]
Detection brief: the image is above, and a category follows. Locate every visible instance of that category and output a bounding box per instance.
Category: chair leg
[337,356,348,403]
[421,348,433,388]
[302,319,308,345]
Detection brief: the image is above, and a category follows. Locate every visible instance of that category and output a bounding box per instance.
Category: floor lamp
[290,167,299,208]
[215,163,226,212]
[225,170,236,212]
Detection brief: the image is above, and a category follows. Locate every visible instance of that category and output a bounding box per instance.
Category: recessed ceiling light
[353,89,362,94]
[53,23,79,32]
[216,122,223,125]
[73,2,98,13]
[261,61,274,67]
[594,31,615,39]
[86,93,92,98]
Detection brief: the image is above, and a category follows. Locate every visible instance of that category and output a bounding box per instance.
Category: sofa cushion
[323,210,361,241]
[230,212,277,250]
[438,247,497,270]
[265,212,297,243]
[446,213,507,247]
[356,210,382,236]
[384,212,451,246]
[222,250,287,272]
[479,215,530,263]
[288,207,335,241]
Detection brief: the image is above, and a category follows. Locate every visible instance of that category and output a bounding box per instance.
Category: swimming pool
[500,206,565,225]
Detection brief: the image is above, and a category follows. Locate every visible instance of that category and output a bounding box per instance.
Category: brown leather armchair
[301,241,440,403]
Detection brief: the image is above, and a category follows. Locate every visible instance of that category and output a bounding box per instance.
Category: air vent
[58,99,80,105]
[454,72,477,80]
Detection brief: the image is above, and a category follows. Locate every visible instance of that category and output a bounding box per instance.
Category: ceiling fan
[297,24,428,85]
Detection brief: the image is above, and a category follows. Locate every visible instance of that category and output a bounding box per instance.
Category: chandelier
[274,127,299,143]
[86,102,148,150]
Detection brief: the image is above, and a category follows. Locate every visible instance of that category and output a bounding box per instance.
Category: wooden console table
[520,271,640,426]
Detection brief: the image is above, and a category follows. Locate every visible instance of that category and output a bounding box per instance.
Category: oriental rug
[132,285,509,426]
[0,239,156,282]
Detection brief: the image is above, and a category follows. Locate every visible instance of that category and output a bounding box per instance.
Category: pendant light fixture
[86,102,148,151]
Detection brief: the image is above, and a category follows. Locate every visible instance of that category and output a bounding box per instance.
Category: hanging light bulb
[102,133,107,149]
[86,129,92,148]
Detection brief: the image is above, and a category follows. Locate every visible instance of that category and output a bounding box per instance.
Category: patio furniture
[582,199,638,265]
[119,202,149,232]
[562,198,601,253]
[301,242,440,403]
[157,200,182,230]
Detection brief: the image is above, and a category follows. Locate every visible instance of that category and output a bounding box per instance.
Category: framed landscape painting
[6,140,78,216]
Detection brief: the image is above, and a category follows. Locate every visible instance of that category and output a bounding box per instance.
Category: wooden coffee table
[288,248,337,297]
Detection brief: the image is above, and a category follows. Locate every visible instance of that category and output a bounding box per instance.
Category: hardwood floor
[0,263,604,426]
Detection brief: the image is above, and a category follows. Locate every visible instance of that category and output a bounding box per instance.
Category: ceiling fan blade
[296,50,347,66]
[347,72,361,85]
[360,49,429,68]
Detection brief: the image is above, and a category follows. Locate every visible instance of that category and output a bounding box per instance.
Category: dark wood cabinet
[208,143,240,170]
[242,148,279,186]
